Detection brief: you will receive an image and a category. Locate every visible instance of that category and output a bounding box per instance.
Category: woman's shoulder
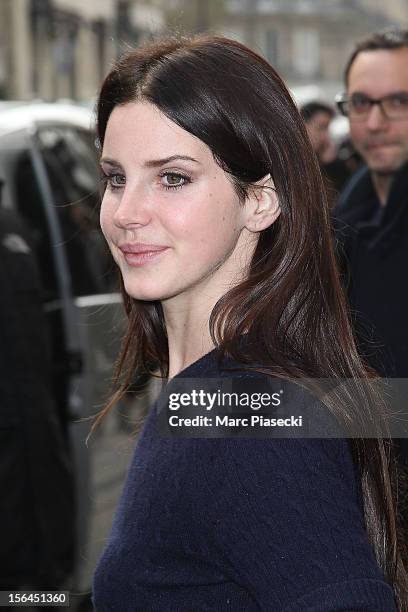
[172,346,346,438]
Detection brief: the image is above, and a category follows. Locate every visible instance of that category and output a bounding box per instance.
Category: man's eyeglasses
[335,92,408,120]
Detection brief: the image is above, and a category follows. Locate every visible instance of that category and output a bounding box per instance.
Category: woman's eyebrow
[100,158,122,168]
[100,154,201,169]
[144,155,201,167]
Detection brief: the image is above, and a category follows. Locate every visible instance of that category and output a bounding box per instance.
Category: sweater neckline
[167,346,220,383]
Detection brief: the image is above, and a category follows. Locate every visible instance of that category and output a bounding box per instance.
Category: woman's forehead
[103,101,212,164]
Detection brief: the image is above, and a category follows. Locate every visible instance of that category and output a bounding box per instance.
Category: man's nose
[365,103,388,131]
[113,184,152,229]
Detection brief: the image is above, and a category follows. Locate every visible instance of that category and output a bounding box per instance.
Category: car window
[36,126,116,297]
[14,151,59,301]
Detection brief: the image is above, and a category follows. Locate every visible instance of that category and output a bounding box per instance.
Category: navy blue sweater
[93,350,396,611]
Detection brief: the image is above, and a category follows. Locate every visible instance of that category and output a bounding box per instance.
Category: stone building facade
[218,0,407,86]
[0,0,165,101]
[0,0,406,101]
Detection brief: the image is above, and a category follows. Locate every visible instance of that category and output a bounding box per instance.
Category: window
[36,126,116,297]
[14,151,59,301]
[292,27,320,77]
[265,29,277,64]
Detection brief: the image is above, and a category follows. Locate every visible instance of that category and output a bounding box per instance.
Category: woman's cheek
[100,198,114,241]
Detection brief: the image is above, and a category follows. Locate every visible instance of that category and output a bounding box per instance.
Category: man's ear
[244,174,280,233]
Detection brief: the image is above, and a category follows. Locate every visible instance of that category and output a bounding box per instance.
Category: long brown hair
[94,35,408,607]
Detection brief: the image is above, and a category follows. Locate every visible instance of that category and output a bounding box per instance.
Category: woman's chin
[122,279,175,302]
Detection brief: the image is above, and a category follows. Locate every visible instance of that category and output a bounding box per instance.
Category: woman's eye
[101,172,126,190]
[161,172,191,190]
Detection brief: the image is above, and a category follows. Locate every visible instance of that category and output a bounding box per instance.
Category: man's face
[305,111,332,160]
[347,47,408,175]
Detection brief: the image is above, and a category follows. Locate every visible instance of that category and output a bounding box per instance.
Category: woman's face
[100,101,257,303]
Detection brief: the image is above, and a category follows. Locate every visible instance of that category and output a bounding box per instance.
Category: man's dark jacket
[333,163,408,507]
[333,162,408,379]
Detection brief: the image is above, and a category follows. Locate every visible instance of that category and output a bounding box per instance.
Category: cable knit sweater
[92,349,397,611]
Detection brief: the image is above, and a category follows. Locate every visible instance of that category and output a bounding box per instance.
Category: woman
[92,35,408,610]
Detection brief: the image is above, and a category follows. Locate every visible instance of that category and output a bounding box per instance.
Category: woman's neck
[163,298,215,379]
[161,231,256,379]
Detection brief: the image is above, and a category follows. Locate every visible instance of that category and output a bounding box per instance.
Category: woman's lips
[118,243,169,267]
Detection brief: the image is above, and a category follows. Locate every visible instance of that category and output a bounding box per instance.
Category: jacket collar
[334,161,408,230]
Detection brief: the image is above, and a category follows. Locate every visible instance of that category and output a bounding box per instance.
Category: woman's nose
[112,185,152,229]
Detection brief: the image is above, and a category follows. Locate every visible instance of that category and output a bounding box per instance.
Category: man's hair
[345,26,408,85]
[300,101,334,123]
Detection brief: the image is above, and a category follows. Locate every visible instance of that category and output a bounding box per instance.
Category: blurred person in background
[333,27,408,521]
[301,101,351,203]
[301,101,335,162]
[0,181,75,591]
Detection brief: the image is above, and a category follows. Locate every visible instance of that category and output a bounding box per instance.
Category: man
[333,27,408,498]
[334,27,408,376]
[301,101,351,199]
[0,195,75,589]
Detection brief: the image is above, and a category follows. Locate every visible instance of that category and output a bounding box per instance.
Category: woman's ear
[244,174,280,233]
